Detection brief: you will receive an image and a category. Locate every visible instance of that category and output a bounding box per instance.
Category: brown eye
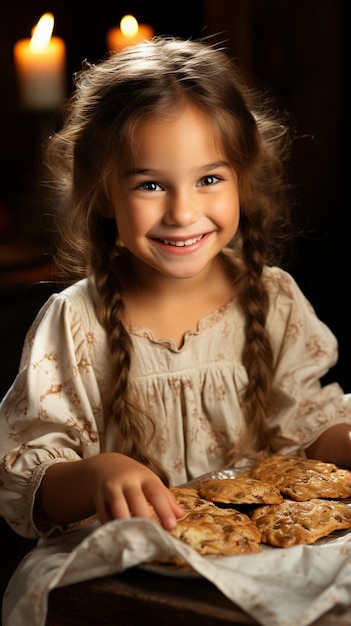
[138,181,161,191]
[198,175,220,187]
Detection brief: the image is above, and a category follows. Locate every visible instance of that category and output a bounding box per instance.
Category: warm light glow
[29,13,54,52]
[14,11,66,109]
[120,15,139,37]
[106,15,154,51]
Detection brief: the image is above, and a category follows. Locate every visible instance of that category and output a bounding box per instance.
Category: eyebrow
[124,161,230,177]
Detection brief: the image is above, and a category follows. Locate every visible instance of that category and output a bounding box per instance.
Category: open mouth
[158,235,204,247]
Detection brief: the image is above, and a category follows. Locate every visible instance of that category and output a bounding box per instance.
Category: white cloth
[3,518,351,626]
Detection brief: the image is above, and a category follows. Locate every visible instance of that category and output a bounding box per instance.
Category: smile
[159,235,203,247]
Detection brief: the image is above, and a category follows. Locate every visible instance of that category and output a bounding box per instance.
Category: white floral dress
[0,266,350,540]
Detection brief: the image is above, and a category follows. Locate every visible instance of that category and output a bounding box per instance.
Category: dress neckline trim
[129,297,236,350]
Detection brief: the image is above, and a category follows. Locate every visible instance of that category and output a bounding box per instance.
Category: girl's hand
[89,453,184,530]
[38,452,184,531]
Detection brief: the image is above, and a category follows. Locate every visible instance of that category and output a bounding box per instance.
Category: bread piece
[170,509,261,555]
[198,476,283,505]
[250,498,351,547]
[248,454,351,501]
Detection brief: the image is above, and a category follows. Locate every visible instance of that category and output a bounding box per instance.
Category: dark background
[0,0,349,397]
[0,0,349,609]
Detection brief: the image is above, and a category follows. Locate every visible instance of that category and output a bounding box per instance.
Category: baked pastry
[164,457,351,559]
[247,454,351,501]
[250,498,351,547]
[170,509,261,555]
[170,486,218,512]
[169,486,262,555]
[198,476,283,505]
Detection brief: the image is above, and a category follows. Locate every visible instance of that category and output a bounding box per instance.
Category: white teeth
[161,235,203,246]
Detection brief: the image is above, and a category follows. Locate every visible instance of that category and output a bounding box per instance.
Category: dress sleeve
[266,268,351,454]
[0,287,105,538]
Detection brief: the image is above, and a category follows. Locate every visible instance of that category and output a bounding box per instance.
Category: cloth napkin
[3,518,351,626]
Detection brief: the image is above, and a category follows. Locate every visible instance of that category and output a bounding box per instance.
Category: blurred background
[0,0,348,397]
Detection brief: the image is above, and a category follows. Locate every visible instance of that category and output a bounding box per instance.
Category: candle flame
[120,15,139,37]
[29,13,54,52]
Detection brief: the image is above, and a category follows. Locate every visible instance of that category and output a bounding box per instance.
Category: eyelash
[137,181,161,191]
[136,175,222,191]
[199,175,221,187]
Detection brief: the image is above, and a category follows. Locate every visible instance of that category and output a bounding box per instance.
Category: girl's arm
[305,423,351,468]
[0,282,182,538]
[265,269,351,467]
[37,452,184,531]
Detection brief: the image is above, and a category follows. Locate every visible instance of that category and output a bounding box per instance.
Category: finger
[104,491,133,521]
[123,485,158,520]
[167,491,186,518]
[94,495,115,525]
[144,485,184,530]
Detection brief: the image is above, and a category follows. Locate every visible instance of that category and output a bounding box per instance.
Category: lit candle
[14,13,66,110]
[107,15,155,51]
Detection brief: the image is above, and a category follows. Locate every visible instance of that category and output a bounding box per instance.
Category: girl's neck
[122,254,235,348]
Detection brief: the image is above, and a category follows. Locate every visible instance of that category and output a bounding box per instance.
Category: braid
[95,250,169,485]
[240,211,274,445]
[225,213,276,466]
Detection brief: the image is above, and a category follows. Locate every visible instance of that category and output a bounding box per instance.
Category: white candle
[14,13,66,110]
[107,15,154,52]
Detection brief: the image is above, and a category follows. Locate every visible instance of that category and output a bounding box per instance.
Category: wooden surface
[47,567,258,626]
[46,565,351,626]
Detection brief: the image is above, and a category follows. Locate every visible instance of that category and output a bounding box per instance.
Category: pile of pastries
[168,455,351,555]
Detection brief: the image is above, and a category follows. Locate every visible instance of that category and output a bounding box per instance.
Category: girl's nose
[163,191,199,226]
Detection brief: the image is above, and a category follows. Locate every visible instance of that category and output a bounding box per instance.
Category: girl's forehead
[134,107,220,146]
[117,108,229,175]
[114,100,234,168]
[131,103,222,144]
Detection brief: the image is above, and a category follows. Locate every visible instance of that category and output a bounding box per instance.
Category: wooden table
[47,566,258,625]
[46,566,351,626]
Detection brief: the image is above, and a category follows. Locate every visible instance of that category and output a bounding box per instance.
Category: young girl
[1,36,351,543]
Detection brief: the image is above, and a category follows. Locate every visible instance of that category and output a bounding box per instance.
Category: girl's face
[107,104,240,284]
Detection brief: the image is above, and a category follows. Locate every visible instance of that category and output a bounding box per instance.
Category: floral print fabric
[1,266,350,539]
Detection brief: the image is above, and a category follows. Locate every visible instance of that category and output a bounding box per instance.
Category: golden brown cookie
[170,509,261,555]
[250,498,351,547]
[197,476,283,505]
[170,486,219,512]
[248,454,351,501]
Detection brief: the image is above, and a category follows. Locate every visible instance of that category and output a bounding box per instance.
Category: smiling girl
[1,37,351,544]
